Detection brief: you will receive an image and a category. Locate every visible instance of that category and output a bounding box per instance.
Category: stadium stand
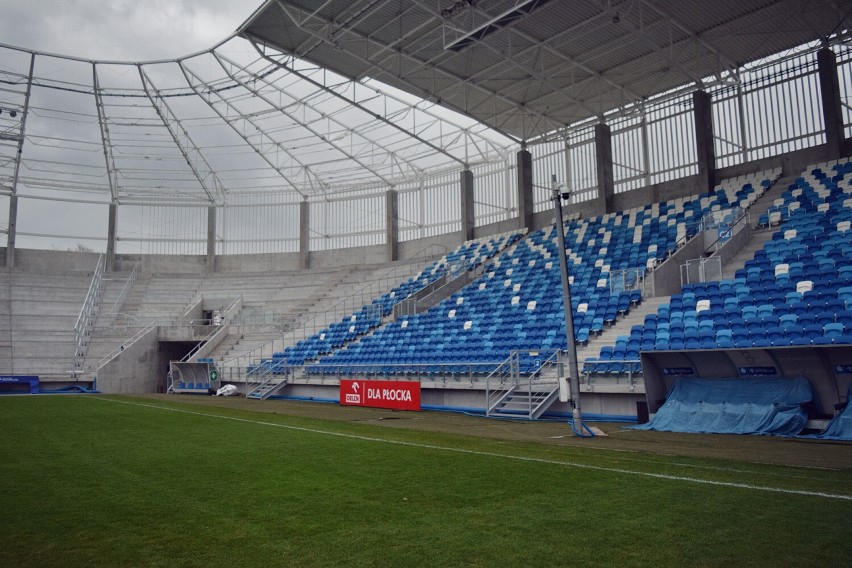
[301,170,778,377]
[586,159,852,377]
[249,231,525,372]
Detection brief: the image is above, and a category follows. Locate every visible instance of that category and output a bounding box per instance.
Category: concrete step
[576,298,667,360]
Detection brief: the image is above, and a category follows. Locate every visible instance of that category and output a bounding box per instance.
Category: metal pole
[551,175,584,431]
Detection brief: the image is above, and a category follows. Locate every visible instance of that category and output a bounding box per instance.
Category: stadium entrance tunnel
[160,341,203,392]
[639,346,852,436]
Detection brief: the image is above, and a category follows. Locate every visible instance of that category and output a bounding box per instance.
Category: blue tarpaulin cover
[632,377,813,435]
[815,387,852,441]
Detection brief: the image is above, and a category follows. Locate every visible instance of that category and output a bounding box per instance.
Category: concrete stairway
[82,273,142,375]
[0,268,97,381]
[745,174,797,230]
[575,297,667,362]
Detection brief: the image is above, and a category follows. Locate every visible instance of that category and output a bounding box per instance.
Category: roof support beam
[5,52,34,269]
[137,66,224,204]
[213,51,397,187]
[177,58,312,199]
[269,0,523,143]
[92,65,121,204]
[246,34,471,169]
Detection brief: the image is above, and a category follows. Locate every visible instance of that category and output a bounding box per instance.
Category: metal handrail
[109,261,139,324]
[217,254,449,369]
[73,254,105,369]
[181,296,241,363]
[96,321,156,370]
[703,208,751,253]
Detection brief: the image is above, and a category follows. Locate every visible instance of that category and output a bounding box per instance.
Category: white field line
[91,397,852,502]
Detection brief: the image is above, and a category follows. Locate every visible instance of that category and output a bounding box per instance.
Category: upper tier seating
[588,159,852,376]
[305,170,778,376]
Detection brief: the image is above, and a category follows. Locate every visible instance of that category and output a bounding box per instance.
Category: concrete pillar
[516,149,534,231]
[106,202,117,271]
[206,205,216,273]
[460,169,475,241]
[594,123,614,214]
[385,189,399,262]
[299,200,310,270]
[4,194,17,269]
[693,90,717,194]
[817,47,845,160]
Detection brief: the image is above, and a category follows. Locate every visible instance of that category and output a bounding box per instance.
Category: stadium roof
[239,0,852,141]
[1,0,849,207]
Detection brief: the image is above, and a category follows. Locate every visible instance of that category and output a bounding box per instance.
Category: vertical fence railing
[72,254,105,373]
[109,261,139,325]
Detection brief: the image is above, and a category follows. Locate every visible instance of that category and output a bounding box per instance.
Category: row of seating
[306,170,777,375]
[248,230,525,372]
[588,158,852,375]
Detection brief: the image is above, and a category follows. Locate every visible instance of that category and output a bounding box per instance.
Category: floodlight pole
[550,174,584,432]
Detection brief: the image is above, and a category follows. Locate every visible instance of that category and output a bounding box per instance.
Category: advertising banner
[339,379,421,411]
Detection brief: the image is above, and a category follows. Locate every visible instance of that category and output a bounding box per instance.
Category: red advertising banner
[339,379,421,411]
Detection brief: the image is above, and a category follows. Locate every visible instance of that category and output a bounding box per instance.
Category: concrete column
[460,169,475,241]
[106,202,117,271]
[299,200,310,270]
[206,205,216,273]
[693,90,717,194]
[385,189,399,262]
[4,194,17,268]
[817,47,845,160]
[516,149,534,231]
[594,123,614,214]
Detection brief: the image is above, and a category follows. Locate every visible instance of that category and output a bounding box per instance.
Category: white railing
[109,261,139,325]
[95,321,157,371]
[181,296,242,363]
[218,243,448,370]
[73,254,105,371]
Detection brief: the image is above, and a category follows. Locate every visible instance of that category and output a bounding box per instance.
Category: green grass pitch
[0,395,850,567]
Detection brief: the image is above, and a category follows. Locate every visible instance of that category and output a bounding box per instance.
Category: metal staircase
[246,376,288,399]
[486,351,562,419]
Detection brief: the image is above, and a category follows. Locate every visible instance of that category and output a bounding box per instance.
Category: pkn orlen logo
[346,381,361,404]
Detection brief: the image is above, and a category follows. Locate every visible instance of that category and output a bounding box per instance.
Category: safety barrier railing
[73,254,105,371]
[218,243,449,371]
[213,360,509,386]
[581,358,642,390]
[181,296,242,363]
[109,261,139,325]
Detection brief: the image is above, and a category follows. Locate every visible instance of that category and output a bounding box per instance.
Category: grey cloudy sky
[0,0,262,60]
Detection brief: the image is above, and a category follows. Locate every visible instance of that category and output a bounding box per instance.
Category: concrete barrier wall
[95,326,161,393]
[276,382,641,419]
[646,234,706,297]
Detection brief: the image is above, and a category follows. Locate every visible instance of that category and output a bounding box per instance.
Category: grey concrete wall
[95,326,161,393]
[710,218,752,268]
[516,149,534,231]
[115,253,208,274]
[398,231,464,261]
[279,382,641,418]
[386,189,399,262]
[460,170,475,241]
[646,234,706,297]
[213,252,300,273]
[14,249,101,274]
[309,244,388,269]
[473,216,527,240]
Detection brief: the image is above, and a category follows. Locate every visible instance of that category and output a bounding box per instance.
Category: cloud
[0,0,260,61]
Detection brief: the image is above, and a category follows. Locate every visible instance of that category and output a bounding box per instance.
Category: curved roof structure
[0,36,514,208]
[1,0,849,210]
[241,0,851,141]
